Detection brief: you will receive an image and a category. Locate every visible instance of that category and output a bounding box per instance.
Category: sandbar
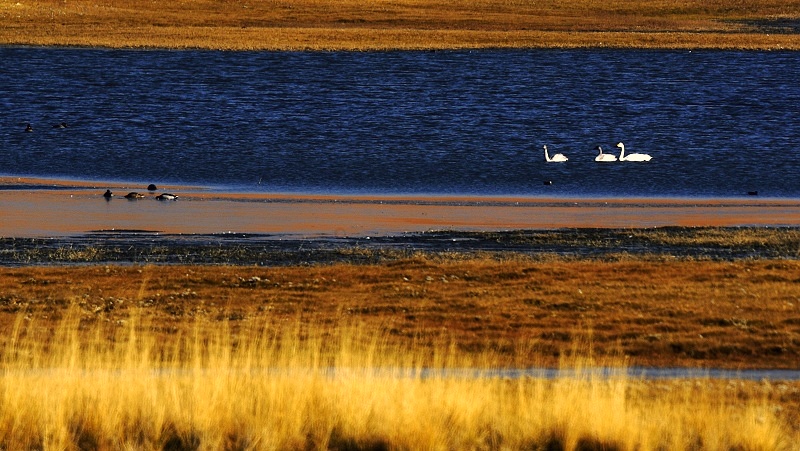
[2,176,799,238]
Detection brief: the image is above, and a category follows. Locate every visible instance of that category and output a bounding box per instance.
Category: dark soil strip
[2,226,798,266]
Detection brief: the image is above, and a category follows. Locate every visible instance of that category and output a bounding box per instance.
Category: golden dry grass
[2,255,800,448]
[1,0,799,49]
[0,309,797,450]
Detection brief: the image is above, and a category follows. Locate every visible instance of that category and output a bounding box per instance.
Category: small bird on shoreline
[124,192,145,199]
[103,189,113,199]
[156,193,178,201]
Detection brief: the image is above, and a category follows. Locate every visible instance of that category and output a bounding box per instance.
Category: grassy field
[2,239,800,448]
[2,0,799,50]
[1,308,798,450]
[3,256,799,370]
[1,252,799,448]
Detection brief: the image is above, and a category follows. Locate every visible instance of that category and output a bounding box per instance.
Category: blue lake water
[1,47,798,197]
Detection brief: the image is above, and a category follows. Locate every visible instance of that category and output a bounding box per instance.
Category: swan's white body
[594,146,617,162]
[543,145,568,162]
[617,142,652,162]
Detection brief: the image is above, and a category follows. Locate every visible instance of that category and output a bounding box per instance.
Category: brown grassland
[1,0,800,50]
[3,257,800,371]
[2,252,800,449]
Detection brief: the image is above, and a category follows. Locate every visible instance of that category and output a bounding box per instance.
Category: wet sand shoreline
[3,176,800,239]
[2,177,800,266]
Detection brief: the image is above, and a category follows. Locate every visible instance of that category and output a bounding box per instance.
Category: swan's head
[595,145,602,152]
[616,142,624,148]
[543,145,547,150]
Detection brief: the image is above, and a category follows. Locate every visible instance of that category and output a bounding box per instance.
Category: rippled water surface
[2,48,798,197]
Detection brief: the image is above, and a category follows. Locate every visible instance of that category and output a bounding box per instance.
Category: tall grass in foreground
[0,310,794,450]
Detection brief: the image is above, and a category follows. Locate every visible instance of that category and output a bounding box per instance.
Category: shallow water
[2,48,799,197]
[421,367,800,381]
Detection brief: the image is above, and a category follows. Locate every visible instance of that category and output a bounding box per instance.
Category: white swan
[543,145,568,162]
[617,142,652,162]
[594,145,617,162]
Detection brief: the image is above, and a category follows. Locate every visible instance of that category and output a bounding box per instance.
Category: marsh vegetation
[4,226,800,265]
[1,311,798,450]
[2,227,800,448]
[2,253,799,369]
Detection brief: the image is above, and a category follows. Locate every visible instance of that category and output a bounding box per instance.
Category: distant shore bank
[2,0,798,50]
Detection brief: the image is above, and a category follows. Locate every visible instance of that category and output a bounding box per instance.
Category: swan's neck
[618,144,625,158]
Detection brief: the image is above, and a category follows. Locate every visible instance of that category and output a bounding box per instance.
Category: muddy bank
[3,227,799,266]
[2,178,800,265]
[4,177,800,238]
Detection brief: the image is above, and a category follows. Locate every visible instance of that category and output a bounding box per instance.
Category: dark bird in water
[147,184,158,191]
[52,122,68,129]
[544,180,553,186]
[156,193,178,201]
[124,192,145,199]
[747,191,758,196]
[103,189,113,199]
[25,123,33,132]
